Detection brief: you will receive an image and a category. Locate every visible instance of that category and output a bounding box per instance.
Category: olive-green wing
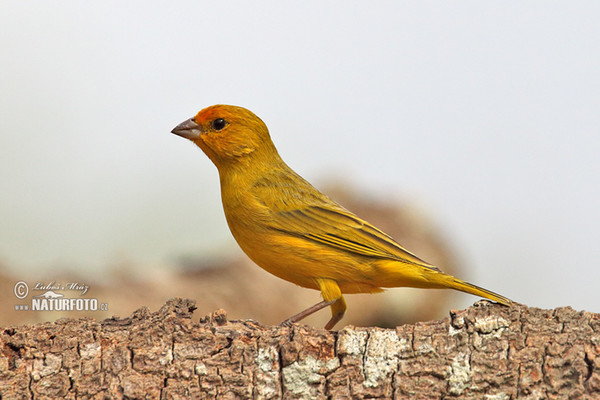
[270,204,441,271]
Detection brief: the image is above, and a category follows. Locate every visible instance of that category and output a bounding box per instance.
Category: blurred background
[1,2,599,327]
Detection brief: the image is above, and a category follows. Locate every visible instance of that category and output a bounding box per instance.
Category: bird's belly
[230,227,383,294]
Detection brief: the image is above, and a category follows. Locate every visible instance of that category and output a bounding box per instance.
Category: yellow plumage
[172,104,511,329]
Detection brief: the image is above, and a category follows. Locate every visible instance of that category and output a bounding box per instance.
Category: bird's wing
[269,203,441,271]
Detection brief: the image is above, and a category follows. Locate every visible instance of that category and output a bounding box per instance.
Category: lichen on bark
[1,298,599,399]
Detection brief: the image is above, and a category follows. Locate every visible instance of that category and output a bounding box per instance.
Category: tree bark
[0,298,598,399]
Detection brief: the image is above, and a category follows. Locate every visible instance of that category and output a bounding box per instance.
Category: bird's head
[172,105,279,169]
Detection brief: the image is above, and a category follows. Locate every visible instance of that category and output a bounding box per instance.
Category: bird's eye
[211,118,227,131]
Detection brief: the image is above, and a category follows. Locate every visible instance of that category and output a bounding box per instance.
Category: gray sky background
[1,2,599,312]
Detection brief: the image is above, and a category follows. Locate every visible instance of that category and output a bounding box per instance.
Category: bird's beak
[172,118,202,140]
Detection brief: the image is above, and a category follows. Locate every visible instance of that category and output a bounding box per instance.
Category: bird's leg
[315,278,346,330]
[324,295,346,330]
[279,299,336,327]
[280,278,347,330]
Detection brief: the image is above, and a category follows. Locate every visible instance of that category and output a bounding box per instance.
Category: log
[0,298,598,399]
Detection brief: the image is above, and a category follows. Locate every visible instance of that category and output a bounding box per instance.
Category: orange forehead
[193,105,236,125]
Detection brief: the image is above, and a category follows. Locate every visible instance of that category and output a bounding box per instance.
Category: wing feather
[271,204,440,271]
[251,169,439,271]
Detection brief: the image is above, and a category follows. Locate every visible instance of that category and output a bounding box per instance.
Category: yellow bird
[172,105,511,329]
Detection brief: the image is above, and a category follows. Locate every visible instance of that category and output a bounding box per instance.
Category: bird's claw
[279,319,295,327]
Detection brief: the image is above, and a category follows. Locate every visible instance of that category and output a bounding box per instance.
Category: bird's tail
[377,260,512,305]
[439,274,512,306]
